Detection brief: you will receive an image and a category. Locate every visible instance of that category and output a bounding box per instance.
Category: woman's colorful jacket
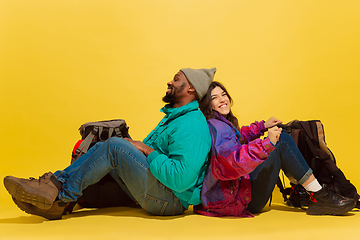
[194,113,275,217]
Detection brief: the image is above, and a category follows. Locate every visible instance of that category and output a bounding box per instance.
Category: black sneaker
[286,184,309,207]
[306,186,356,215]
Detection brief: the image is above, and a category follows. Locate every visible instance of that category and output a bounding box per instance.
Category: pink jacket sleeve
[240,120,267,144]
[208,119,275,181]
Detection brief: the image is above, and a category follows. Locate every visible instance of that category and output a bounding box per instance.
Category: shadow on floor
[0,204,191,224]
[1,202,358,224]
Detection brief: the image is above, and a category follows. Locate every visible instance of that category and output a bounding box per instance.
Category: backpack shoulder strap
[73,126,99,161]
[314,121,331,156]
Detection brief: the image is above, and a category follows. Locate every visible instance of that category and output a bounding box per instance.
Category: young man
[4,67,216,220]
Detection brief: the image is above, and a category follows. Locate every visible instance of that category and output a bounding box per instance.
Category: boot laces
[28,172,50,183]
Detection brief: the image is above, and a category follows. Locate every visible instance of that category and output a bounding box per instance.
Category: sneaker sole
[4,177,53,210]
[12,198,65,220]
[306,201,356,215]
[286,199,308,207]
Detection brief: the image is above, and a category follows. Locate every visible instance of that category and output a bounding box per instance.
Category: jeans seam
[279,140,311,182]
[71,156,103,189]
[139,193,169,215]
[298,168,313,185]
[157,181,173,193]
[117,145,148,172]
[172,199,177,215]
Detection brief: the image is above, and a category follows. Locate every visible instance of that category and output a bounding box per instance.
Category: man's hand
[264,116,282,129]
[268,126,282,146]
[124,138,154,156]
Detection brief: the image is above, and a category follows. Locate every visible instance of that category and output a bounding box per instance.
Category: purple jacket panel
[194,114,275,217]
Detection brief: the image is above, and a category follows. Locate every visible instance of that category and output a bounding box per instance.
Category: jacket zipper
[230,181,234,195]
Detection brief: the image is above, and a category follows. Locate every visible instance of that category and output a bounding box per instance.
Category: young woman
[195,81,355,217]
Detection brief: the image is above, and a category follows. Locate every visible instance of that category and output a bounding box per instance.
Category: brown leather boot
[12,197,67,220]
[4,172,62,209]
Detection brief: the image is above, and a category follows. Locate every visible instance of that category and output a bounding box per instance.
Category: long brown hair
[199,81,240,130]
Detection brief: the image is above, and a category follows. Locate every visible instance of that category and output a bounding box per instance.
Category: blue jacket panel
[143,101,211,208]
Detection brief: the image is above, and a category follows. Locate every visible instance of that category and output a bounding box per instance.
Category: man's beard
[162,83,186,103]
[162,93,176,103]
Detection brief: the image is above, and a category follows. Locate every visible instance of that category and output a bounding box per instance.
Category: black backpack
[69,119,135,212]
[276,120,360,208]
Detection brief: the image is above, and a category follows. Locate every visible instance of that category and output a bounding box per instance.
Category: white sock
[304,179,322,192]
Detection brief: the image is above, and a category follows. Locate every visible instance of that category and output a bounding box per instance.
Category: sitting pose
[4,67,216,220]
[195,81,355,217]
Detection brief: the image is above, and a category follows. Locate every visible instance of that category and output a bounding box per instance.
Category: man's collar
[161,101,199,116]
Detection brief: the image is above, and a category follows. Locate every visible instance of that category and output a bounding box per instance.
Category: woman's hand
[264,117,282,129]
[268,126,282,146]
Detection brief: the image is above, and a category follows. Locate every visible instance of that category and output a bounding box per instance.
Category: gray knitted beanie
[180,67,216,100]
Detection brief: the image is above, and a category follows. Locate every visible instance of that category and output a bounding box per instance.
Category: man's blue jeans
[54,137,185,216]
[247,132,313,213]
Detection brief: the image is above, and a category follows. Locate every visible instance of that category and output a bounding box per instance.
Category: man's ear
[188,84,196,93]
[186,82,198,100]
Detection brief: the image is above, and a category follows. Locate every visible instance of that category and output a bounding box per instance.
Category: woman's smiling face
[211,86,231,117]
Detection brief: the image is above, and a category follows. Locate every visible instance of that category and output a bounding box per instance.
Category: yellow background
[1,1,360,239]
